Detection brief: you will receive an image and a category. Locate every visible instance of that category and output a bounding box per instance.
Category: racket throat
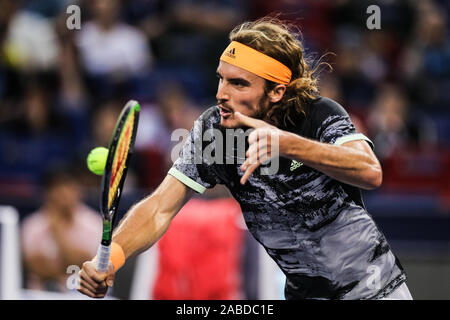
[101,219,113,246]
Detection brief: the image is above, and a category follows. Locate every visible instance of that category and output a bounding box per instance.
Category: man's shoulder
[309,96,349,120]
[305,96,350,130]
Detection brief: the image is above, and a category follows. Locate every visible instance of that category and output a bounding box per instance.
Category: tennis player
[78,19,412,300]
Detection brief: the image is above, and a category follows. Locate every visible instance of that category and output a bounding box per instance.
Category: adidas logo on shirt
[290,160,303,171]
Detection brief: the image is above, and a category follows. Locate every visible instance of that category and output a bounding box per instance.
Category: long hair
[229,18,331,128]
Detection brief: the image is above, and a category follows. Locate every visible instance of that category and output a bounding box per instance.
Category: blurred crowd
[0,0,449,297]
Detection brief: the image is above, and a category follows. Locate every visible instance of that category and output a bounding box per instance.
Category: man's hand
[234,112,285,185]
[77,259,115,298]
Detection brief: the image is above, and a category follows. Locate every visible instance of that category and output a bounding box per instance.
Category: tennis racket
[95,100,140,273]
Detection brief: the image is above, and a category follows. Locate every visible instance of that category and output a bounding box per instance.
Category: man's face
[216,61,269,128]
[46,181,81,217]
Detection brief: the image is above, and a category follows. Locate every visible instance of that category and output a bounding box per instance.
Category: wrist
[110,242,125,272]
[280,131,299,158]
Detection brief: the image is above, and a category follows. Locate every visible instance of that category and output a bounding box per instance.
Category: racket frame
[95,100,140,272]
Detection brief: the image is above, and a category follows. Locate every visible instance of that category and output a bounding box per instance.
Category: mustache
[217,100,233,112]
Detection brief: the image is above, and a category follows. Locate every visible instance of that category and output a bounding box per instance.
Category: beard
[219,94,272,129]
[254,94,271,121]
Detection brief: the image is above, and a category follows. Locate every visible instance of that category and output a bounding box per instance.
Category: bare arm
[112,174,194,260]
[234,112,382,190]
[77,174,193,298]
[281,133,382,190]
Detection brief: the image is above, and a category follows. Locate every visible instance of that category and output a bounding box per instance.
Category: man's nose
[216,81,229,103]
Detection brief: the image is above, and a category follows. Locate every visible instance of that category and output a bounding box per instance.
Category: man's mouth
[219,105,233,118]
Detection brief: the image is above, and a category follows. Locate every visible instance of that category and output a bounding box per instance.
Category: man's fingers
[77,285,106,299]
[240,145,272,184]
[83,261,108,283]
[77,275,108,298]
[258,151,272,165]
[246,148,269,167]
[76,260,112,299]
[106,262,115,287]
[77,286,96,298]
[79,269,103,289]
[234,112,267,129]
[246,141,266,160]
[248,128,273,144]
[79,277,100,293]
[240,162,260,185]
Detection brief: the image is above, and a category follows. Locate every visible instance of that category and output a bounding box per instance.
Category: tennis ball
[87,147,109,175]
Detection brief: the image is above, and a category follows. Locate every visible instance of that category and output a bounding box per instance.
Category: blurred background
[0,0,449,300]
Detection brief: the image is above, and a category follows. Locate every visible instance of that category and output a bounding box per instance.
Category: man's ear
[268,84,287,103]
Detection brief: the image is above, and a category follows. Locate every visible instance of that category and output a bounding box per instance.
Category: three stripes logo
[224,47,236,59]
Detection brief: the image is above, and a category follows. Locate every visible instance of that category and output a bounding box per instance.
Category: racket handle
[95,244,111,273]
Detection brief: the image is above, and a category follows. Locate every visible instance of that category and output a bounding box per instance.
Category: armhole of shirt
[168,167,206,194]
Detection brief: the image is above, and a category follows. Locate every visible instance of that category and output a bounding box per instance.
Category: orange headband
[220,41,292,85]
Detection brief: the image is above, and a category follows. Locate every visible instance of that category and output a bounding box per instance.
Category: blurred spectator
[367,84,437,161]
[153,191,244,299]
[90,99,122,148]
[1,0,59,72]
[156,82,201,132]
[248,0,335,51]
[54,8,90,128]
[319,74,368,135]
[319,74,344,106]
[0,74,80,199]
[21,165,101,292]
[3,74,64,136]
[333,40,376,110]
[146,0,247,100]
[76,0,153,100]
[24,0,69,19]
[400,0,450,109]
[135,82,202,190]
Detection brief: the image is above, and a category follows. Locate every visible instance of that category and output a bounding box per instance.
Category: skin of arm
[280,131,383,190]
[77,174,194,298]
[236,112,382,190]
[111,174,194,260]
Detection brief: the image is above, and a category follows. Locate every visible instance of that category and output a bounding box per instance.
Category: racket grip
[95,244,111,273]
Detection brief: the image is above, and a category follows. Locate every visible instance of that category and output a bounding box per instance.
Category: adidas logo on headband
[224,47,236,59]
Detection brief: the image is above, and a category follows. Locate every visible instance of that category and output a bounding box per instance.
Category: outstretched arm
[112,174,193,260]
[77,175,193,298]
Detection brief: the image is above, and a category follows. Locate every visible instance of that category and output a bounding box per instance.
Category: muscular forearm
[111,175,193,260]
[111,194,172,260]
[77,176,192,299]
[281,132,382,190]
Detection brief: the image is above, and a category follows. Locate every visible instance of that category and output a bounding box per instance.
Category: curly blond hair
[229,18,331,128]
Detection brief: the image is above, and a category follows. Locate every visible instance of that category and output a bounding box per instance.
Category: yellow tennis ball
[87,147,109,175]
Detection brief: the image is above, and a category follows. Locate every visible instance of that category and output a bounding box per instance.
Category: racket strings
[108,112,135,208]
